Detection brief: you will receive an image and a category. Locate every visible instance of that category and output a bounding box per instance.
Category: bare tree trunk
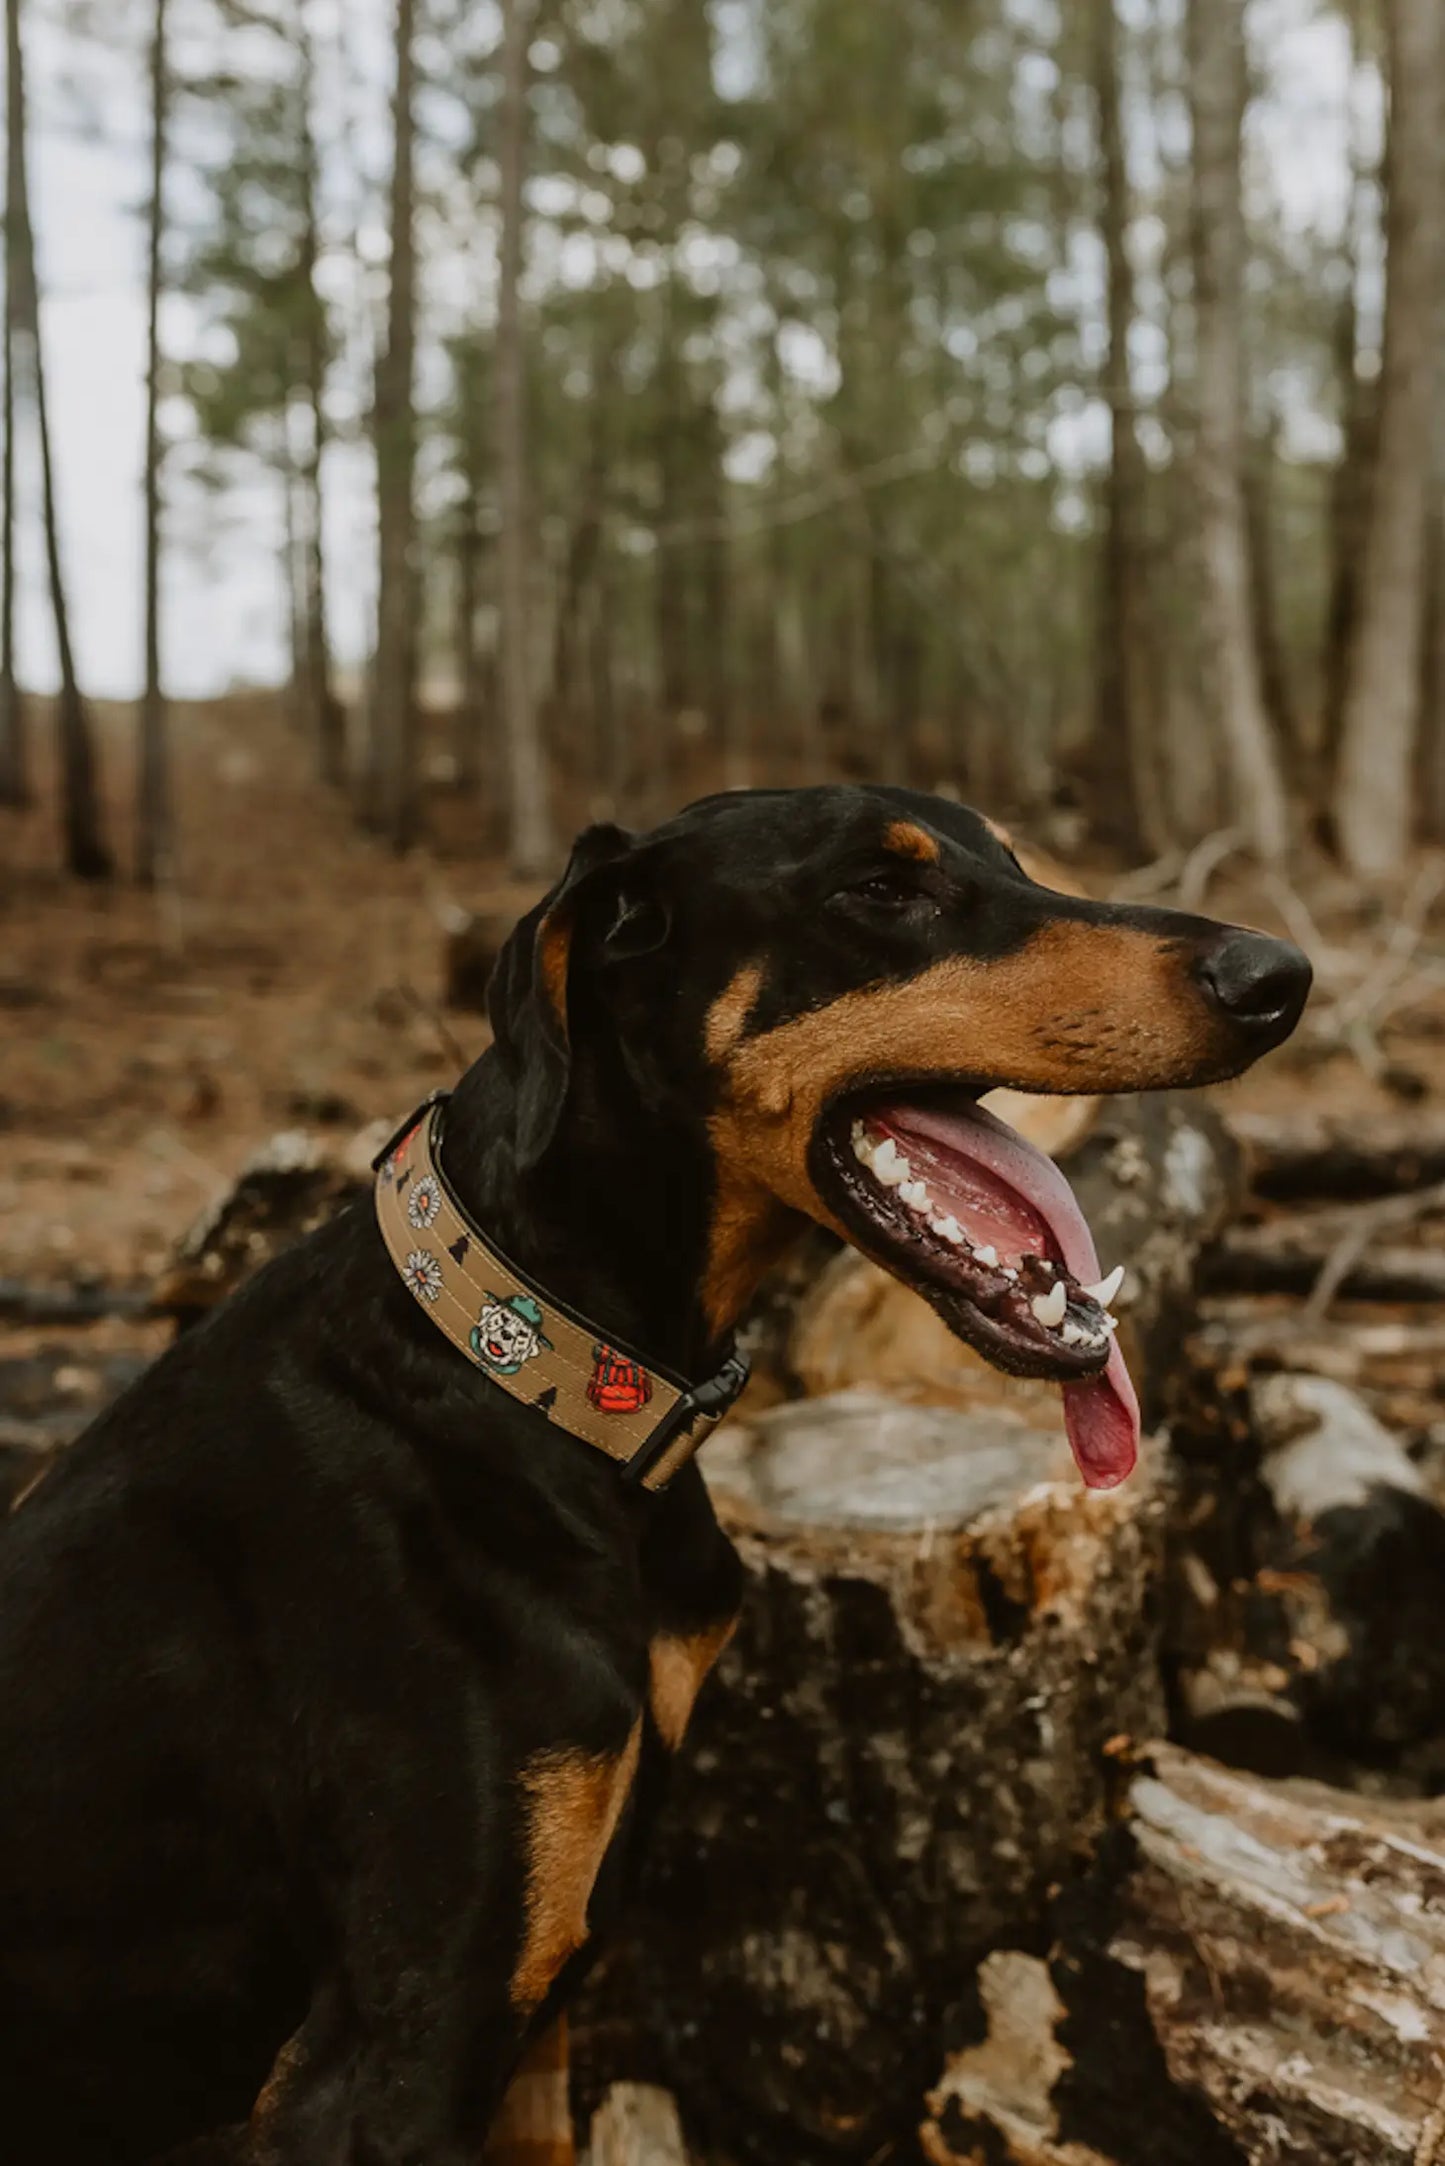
[1185,0,1289,863]
[1093,0,1170,858]
[0,47,24,809]
[1321,0,1375,788]
[496,0,552,876]
[370,0,418,850]
[1244,418,1299,753]
[136,0,171,889]
[5,0,111,879]
[1333,0,1445,878]
[295,0,343,790]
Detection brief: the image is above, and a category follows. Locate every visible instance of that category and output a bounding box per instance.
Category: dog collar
[372,1095,750,1492]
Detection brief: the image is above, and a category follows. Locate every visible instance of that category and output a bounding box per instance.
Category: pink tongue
[876,1100,1140,1489]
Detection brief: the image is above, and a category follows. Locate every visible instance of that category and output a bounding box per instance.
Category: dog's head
[487,786,1311,1487]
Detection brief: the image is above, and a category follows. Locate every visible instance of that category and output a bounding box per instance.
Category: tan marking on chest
[649,1617,739,1750]
[511,1718,643,2012]
[484,2013,575,2165]
[884,818,941,863]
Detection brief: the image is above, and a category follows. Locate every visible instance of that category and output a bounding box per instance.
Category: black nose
[1195,931,1312,1034]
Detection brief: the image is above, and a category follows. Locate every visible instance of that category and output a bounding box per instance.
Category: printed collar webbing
[373,1095,750,1492]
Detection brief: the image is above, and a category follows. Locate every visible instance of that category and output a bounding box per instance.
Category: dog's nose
[1195,930,1312,1034]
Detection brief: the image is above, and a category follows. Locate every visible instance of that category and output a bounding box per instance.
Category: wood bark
[5,0,111,879]
[497,0,553,877]
[1227,1107,1445,1200]
[369,0,419,850]
[136,0,172,890]
[1333,0,1445,877]
[1092,0,1169,858]
[924,1745,1445,2166]
[1185,0,1289,863]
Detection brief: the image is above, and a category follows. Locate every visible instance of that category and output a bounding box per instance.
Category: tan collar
[373,1096,750,1492]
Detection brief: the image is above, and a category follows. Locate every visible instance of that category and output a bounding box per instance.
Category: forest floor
[2,692,1443,1299]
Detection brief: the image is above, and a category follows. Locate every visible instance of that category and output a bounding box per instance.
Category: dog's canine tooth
[1083,1265,1125,1308]
[1031,1281,1067,1329]
[871,1139,908,1186]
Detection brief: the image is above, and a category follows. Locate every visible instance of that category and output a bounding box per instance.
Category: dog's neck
[440,1051,800,1378]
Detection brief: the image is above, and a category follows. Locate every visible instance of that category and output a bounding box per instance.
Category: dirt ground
[3,694,1442,1297]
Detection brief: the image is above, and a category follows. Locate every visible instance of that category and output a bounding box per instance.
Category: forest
[9,4,1445,2165]
[4,0,1443,885]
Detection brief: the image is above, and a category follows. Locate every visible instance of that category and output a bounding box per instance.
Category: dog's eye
[843,871,920,910]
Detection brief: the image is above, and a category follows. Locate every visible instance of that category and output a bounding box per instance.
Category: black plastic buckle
[620,1350,752,1490]
[371,1092,450,1174]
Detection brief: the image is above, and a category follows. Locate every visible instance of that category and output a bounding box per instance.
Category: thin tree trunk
[453,467,482,794]
[370,0,418,850]
[1322,0,1375,785]
[1333,0,1445,878]
[496,0,552,875]
[296,0,342,789]
[0,39,24,810]
[1093,0,1169,858]
[1244,418,1299,753]
[1185,0,1289,864]
[6,0,110,878]
[136,0,171,889]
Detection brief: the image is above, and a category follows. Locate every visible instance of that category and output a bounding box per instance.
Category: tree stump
[923,1745,1445,2166]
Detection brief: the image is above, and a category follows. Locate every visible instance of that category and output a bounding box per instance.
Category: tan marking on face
[707,919,1217,1230]
[483,2014,574,2165]
[511,1718,643,2012]
[705,962,764,1063]
[649,1617,739,1751]
[884,819,941,864]
[537,913,573,1030]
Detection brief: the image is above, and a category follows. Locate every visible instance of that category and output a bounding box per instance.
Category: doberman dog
[0,786,1310,2165]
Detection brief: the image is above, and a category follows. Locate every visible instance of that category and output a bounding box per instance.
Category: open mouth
[814,1090,1141,1490]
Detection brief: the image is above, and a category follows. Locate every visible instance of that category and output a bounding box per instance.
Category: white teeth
[938,1216,964,1245]
[1084,1265,1125,1309]
[1102,1313,1119,1334]
[1060,1321,1088,1346]
[973,1244,999,1268]
[1031,1281,1068,1329]
[870,1137,908,1185]
[1001,1266,1018,1281]
[899,1179,932,1211]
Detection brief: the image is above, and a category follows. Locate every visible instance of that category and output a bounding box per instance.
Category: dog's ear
[487,824,671,1168]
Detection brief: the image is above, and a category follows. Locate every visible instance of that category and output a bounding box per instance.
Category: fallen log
[0,1280,153,1327]
[1203,1218,1445,1302]
[923,1744,1445,2166]
[153,1127,377,1325]
[1167,1363,1445,1786]
[1230,1107,1445,1201]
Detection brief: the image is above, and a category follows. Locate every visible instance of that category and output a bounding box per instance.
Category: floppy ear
[486,823,670,1169]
